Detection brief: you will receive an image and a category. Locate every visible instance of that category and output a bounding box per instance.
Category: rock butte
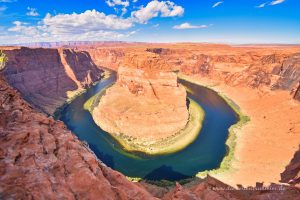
[91,66,191,149]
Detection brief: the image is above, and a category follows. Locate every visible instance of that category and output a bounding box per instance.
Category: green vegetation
[83,83,114,112]
[178,73,250,178]
[54,88,89,119]
[142,177,197,187]
[54,70,108,119]
[126,176,142,182]
[0,50,8,71]
[83,94,97,112]
[114,98,205,155]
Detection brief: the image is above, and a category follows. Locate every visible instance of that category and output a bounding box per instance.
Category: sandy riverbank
[181,74,300,187]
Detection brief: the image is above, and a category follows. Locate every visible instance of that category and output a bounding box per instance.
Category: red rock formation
[2,47,103,114]
[272,53,300,91]
[146,48,173,55]
[180,54,212,75]
[294,82,300,101]
[161,176,300,200]
[224,66,271,88]
[88,48,125,70]
[92,66,188,143]
[281,146,300,187]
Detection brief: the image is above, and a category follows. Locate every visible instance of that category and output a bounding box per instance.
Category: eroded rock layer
[2,47,103,115]
[92,66,189,142]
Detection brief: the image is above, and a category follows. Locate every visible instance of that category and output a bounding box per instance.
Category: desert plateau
[1,0,300,199]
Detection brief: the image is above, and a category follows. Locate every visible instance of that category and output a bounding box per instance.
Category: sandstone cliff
[294,83,300,101]
[271,53,300,90]
[88,48,125,70]
[2,47,103,115]
[281,146,300,187]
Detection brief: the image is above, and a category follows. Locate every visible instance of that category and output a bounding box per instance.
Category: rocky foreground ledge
[0,74,155,199]
[87,67,204,154]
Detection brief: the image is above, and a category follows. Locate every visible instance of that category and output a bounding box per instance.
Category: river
[58,72,238,181]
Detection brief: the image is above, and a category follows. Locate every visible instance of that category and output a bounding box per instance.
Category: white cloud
[6,20,135,44]
[106,0,130,15]
[121,7,127,15]
[6,10,135,44]
[256,2,267,8]
[1,30,133,45]
[106,0,129,7]
[269,0,285,5]
[173,22,208,29]
[3,0,185,44]
[131,0,184,24]
[42,9,133,34]
[256,0,285,8]
[8,21,41,35]
[26,7,39,16]
[212,1,223,8]
[0,6,7,11]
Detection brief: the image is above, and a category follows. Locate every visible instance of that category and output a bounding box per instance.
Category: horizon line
[1,40,300,47]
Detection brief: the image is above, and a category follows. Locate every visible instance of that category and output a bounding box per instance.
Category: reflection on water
[59,73,238,180]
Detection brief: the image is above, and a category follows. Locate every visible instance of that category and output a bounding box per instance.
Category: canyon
[1,72,300,199]
[1,43,300,199]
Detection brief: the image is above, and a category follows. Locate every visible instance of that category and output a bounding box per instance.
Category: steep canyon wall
[2,47,103,115]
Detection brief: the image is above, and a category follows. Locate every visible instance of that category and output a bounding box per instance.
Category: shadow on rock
[144,165,190,181]
[89,143,115,168]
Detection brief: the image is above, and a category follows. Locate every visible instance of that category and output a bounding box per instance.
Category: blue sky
[0,0,299,44]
